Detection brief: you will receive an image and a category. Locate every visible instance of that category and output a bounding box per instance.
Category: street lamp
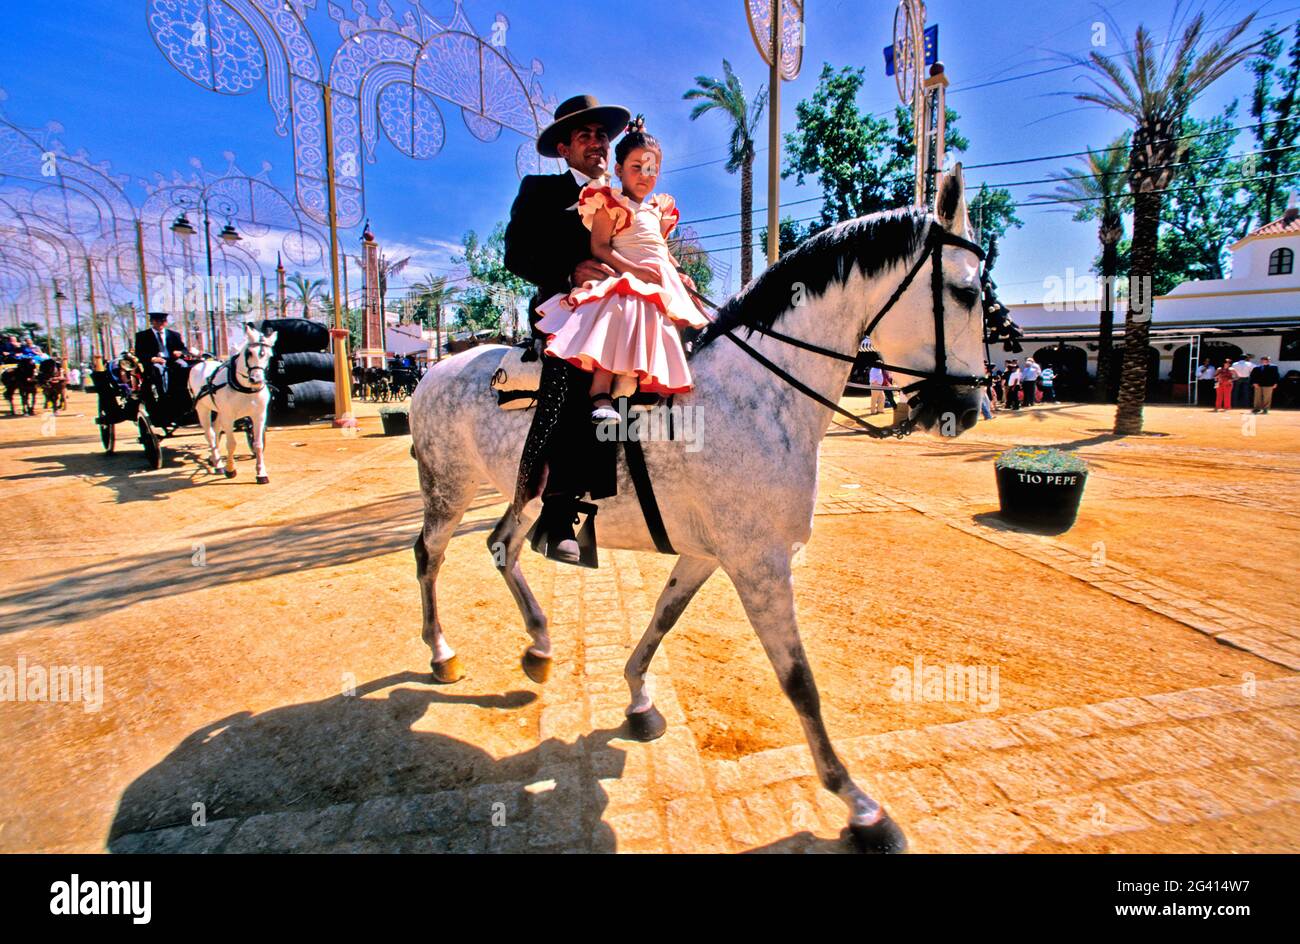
[52,281,67,361]
[170,199,238,353]
[147,0,567,427]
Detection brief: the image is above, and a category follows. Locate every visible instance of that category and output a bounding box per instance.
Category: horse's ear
[265,331,277,348]
[935,162,970,235]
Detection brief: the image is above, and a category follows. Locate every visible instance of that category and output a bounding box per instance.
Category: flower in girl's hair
[626,114,646,134]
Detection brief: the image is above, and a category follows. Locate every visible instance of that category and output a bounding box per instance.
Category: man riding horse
[504,94,631,565]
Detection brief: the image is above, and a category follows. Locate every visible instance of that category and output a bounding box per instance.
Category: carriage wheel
[99,413,116,453]
[138,417,162,470]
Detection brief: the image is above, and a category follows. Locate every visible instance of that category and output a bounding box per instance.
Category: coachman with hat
[134,311,191,419]
[504,94,630,564]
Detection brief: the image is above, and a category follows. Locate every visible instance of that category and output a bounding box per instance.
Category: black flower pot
[380,411,410,436]
[995,465,1087,529]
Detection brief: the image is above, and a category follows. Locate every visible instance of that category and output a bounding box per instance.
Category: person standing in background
[868,364,886,415]
[1039,365,1056,402]
[1214,359,1236,411]
[1251,356,1280,414]
[1195,358,1215,407]
[1231,354,1255,408]
[1005,360,1023,410]
[1020,357,1040,406]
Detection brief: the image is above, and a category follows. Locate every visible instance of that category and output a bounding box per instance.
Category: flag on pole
[884,24,939,76]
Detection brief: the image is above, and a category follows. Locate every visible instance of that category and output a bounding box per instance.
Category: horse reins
[687,223,986,439]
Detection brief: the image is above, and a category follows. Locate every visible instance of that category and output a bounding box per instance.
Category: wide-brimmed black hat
[148,311,169,322]
[536,95,631,159]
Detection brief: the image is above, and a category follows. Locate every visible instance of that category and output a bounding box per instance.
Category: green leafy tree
[1033,132,1130,400]
[454,223,530,336]
[1157,109,1256,283]
[667,228,714,300]
[1246,22,1300,224]
[782,64,904,229]
[409,273,458,328]
[684,60,767,285]
[967,184,1024,251]
[758,215,811,258]
[890,103,970,209]
[783,63,1009,240]
[1072,8,1262,435]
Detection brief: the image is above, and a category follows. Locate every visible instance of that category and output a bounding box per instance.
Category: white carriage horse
[409,167,988,852]
[188,325,277,483]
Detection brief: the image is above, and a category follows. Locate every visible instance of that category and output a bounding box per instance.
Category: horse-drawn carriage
[91,355,253,470]
[353,363,422,402]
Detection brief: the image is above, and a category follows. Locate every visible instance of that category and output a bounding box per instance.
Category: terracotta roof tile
[1248,212,1300,238]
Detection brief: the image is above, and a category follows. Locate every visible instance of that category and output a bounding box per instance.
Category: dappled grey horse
[409,167,987,851]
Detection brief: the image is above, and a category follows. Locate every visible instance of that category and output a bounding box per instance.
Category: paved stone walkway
[820,459,1300,672]
[95,420,1300,854]
[108,534,1300,854]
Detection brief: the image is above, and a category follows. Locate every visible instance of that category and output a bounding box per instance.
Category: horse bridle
[712,223,987,439]
[193,342,271,404]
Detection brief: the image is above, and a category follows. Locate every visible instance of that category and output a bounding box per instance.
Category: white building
[999,193,1300,401]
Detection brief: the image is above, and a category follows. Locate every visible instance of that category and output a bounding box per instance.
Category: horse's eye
[949,284,979,308]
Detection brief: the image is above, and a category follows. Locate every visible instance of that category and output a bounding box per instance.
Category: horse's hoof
[847,812,908,854]
[256,475,269,485]
[224,468,237,478]
[521,649,551,684]
[430,654,465,684]
[623,705,667,742]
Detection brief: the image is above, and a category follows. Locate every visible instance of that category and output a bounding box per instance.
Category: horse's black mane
[690,207,932,353]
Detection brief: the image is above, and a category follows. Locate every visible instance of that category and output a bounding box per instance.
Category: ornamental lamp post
[745,0,805,266]
[52,281,67,362]
[216,220,241,353]
[146,0,571,427]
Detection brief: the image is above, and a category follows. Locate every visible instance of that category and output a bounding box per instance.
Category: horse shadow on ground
[0,487,503,631]
[106,672,626,853]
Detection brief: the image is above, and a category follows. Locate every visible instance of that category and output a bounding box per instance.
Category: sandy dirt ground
[0,386,1297,853]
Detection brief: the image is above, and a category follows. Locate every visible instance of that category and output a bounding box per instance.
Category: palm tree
[351,252,411,316]
[1072,7,1262,434]
[1032,133,1131,402]
[410,273,458,325]
[684,60,767,286]
[409,272,458,360]
[287,273,326,320]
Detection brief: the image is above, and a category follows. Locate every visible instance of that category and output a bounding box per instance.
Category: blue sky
[0,0,1294,305]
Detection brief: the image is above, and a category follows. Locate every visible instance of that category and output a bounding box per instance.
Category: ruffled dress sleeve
[577,185,634,235]
[650,194,680,238]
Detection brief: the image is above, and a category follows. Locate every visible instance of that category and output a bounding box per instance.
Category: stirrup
[526,499,599,568]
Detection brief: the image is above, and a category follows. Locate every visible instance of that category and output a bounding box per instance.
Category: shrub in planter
[994,446,1088,529]
[379,405,410,436]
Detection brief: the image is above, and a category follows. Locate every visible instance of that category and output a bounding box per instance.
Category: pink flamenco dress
[534,185,711,395]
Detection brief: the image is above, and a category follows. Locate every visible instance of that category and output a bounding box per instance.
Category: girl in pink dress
[534,117,711,423]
